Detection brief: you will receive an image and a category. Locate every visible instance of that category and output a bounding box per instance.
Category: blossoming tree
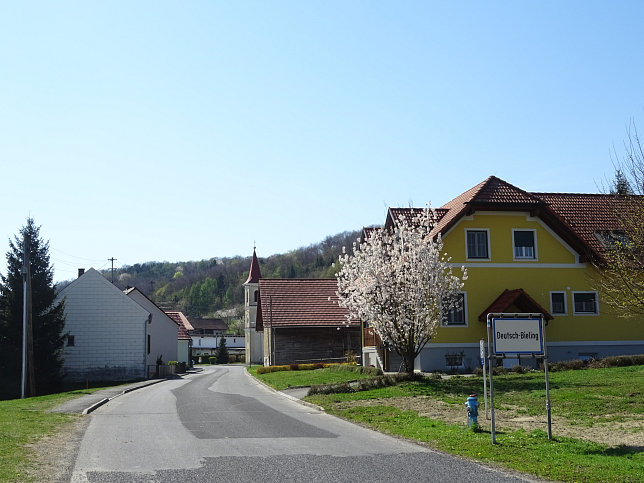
[335,207,467,374]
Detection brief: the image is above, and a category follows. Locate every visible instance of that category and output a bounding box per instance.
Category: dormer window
[595,230,630,249]
[254,290,258,303]
[513,229,536,259]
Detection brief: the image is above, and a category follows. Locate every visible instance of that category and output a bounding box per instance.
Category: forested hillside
[86,230,361,318]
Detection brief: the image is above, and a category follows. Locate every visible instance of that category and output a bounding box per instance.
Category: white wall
[57,269,150,382]
[126,289,178,365]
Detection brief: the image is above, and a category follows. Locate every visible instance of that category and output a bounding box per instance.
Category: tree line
[80,230,361,318]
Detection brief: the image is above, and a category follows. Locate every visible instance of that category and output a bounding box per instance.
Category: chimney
[78,268,85,278]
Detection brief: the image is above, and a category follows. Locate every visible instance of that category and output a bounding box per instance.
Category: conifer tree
[216,337,229,364]
[0,219,66,399]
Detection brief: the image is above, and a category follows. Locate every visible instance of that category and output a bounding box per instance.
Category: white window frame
[465,229,490,261]
[512,229,537,260]
[572,291,599,315]
[550,291,567,315]
[442,292,468,327]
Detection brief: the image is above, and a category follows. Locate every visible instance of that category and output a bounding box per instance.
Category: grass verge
[301,365,643,482]
[0,386,119,482]
[247,365,380,391]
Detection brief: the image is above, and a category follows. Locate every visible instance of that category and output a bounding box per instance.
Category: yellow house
[365,176,644,372]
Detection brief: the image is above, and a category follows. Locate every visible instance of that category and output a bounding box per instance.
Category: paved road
[71,366,535,482]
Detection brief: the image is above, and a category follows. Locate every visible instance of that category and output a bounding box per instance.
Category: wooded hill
[91,230,360,318]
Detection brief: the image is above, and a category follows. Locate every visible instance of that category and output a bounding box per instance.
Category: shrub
[257,365,291,374]
[168,361,178,366]
[209,356,216,365]
[308,372,414,395]
[289,363,300,371]
[228,355,237,363]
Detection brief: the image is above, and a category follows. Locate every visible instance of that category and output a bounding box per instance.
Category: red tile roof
[256,279,358,329]
[244,248,262,284]
[533,192,629,258]
[165,311,193,340]
[384,175,636,262]
[189,318,228,332]
[477,288,553,322]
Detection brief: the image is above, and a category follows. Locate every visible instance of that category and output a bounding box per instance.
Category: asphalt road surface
[70,366,535,482]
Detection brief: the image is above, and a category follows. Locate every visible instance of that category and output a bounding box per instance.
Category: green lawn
[0,387,118,482]
[252,365,643,482]
[247,365,379,391]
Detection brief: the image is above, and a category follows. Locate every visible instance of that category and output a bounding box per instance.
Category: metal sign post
[480,339,488,419]
[486,313,550,444]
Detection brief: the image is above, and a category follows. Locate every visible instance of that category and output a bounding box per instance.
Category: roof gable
[56,268,150,318]
[478,288,553,322]
[257,279,357,329]
[382,176,634,262]
[165,311,193,340]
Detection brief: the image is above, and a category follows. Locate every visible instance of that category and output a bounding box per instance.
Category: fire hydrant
[465,394,479,428]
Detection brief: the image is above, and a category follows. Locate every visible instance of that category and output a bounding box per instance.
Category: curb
[82,379,167,415]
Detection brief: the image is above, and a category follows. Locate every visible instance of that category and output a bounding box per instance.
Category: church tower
[244,247,264,364]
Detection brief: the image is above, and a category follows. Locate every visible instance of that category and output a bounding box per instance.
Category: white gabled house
[56,268,176,382]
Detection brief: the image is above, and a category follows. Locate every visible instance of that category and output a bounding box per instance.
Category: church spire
[244,247,261,284]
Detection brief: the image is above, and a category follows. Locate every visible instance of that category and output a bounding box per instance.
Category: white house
[125,287,178,369]
[165,311,193,364]
[56,268,152,382]
[192,335,245,358]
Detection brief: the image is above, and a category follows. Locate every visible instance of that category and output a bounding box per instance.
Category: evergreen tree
[216,337,229,364]
[0,219,66,399]
[611,169,632,195]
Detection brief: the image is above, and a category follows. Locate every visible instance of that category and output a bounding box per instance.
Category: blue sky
[2,1,644,282]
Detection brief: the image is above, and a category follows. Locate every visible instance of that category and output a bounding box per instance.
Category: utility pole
[108,257,117,284]
[21,233,35,398]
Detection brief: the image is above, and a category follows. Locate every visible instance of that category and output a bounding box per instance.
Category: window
[513,229,536,259]
[147,334,151,354]
[466,230,489,259]
[442,293,467,326]
[573,291,599,315]
[254,290,258,303]
[67,335,75,347]
[595,230,630,249]
[550,291,567,315]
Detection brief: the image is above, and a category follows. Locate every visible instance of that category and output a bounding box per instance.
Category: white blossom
[335,206,467,373]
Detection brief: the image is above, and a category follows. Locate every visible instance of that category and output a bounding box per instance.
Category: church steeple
[244,247,261,285]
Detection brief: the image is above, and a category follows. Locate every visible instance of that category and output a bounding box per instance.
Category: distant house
[124,287,178,369]
[189,317,228,336]
[56,268,153,382]
[165,311,193,364]
[191,335,245,359]
[256,279,360,366]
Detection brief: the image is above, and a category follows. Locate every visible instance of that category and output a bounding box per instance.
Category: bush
[168,361,178,366]
[289,363,300,371]
[209,356,216,365]
[228,355,237,363]
[309,372,414,395]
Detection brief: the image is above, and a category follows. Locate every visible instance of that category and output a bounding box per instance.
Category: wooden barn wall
[272,327,361,365]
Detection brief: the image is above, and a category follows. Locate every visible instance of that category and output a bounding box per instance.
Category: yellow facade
[433,212,641,344]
